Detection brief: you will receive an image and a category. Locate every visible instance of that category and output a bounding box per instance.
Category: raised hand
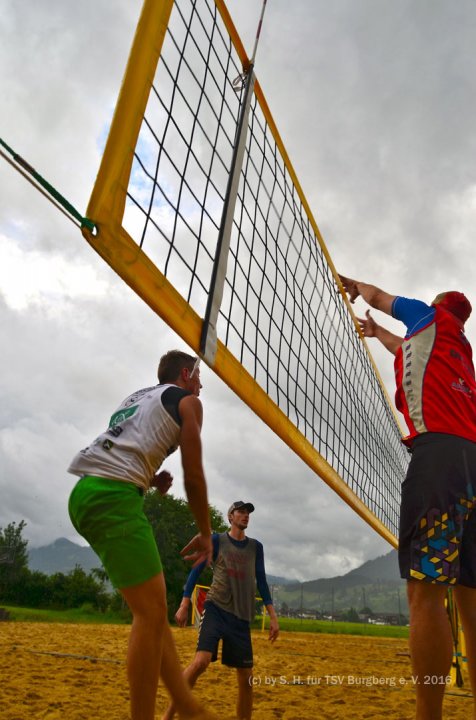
[151,469,173,495]
[180,533,213,568]
[338,274,360,303]
[357,309,378,337]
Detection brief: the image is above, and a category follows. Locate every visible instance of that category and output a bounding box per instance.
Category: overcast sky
[1,0,475,582]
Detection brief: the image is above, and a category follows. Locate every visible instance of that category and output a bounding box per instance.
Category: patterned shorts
[399,433,476,586]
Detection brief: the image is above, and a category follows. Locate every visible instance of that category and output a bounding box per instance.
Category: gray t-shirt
[206,533,258,622]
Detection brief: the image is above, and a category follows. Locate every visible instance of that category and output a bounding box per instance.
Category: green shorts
[68,475,162,589]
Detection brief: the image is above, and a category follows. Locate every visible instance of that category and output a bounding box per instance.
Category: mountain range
[28,538,102,575]
[28,538,405,613]
[27,538,299,585]
[275,550,407,614]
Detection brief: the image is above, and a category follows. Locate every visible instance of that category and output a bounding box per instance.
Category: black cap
[228,501,255,515]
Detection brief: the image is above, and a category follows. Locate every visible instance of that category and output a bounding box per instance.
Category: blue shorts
[197,601,253,668]
[399,433,476,587]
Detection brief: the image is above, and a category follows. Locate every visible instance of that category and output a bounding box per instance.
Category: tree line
[0,493,228,620]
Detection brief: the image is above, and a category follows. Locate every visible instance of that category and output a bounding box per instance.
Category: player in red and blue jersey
[340,275,476,720]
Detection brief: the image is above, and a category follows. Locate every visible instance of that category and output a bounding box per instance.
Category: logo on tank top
[451,378,472,396]
[109,405,139,427]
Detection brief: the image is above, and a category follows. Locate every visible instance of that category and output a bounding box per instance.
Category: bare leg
[407,580,453,720]
[162,651,212,720]
[236,668,253,720]
[453,585,476,720]
[122,575,212,720]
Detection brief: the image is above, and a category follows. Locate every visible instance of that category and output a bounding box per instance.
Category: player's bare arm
[178,394,212,565]
[358,310,403,356]
[266,604,279,642]
[339,274,396,315]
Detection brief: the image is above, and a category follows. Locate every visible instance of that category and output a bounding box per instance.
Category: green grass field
[2,604,129,624]
[2,606,409,638]
[255,616,409,638]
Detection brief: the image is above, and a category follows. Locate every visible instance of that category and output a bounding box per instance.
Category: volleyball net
[82,0,409,544]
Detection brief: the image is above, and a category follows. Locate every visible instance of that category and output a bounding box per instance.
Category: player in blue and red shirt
[340,275,476,720]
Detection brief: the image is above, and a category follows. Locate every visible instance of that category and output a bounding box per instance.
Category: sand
[0,622,472,719]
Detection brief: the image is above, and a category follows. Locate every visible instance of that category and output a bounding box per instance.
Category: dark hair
[158,350,197,383]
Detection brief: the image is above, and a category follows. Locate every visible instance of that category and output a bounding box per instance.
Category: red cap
[431,291,472,324]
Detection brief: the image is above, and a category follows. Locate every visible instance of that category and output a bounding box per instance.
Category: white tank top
[68,384,188,491]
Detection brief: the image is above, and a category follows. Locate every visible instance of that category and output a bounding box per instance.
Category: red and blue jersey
[392,297,476,445]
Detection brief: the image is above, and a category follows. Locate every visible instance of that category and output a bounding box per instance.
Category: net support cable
[0,138,95,233]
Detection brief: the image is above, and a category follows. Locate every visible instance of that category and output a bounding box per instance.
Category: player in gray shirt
[162,501,279,720]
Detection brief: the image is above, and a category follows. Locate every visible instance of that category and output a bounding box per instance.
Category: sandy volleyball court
[0,622,471,719]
